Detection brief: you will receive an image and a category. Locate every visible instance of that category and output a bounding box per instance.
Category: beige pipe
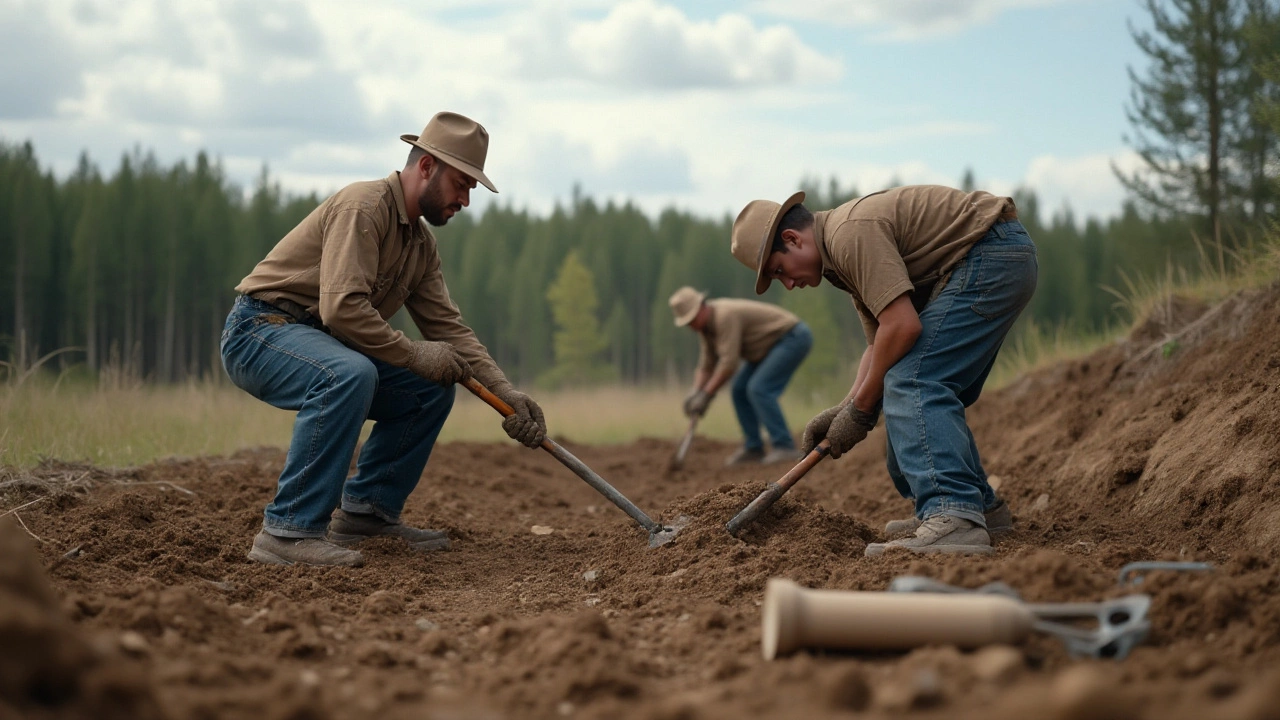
[762,578,1035,660]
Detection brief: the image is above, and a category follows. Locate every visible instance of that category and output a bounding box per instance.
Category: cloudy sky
[0,0,1150,222]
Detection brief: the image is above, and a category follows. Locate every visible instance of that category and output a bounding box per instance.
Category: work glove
[683,389,711,418]
[407,340,472,386]
[802,403,879,459]
[494,386,547,448]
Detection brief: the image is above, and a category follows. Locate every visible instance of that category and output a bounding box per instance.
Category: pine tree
[541,250,616,388]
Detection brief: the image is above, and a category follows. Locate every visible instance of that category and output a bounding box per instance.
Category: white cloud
[510,0,841,88]
[749,0,1070,41]
[1022,150,1139,222]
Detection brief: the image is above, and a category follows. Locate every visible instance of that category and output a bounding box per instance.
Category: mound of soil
[5,283,1280,719]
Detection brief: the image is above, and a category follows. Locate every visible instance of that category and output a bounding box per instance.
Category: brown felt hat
[730,191,806,295]
[668,286,707,327]
[400,111,497,193]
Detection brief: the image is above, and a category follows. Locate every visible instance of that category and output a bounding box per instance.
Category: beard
[419,170,461,227]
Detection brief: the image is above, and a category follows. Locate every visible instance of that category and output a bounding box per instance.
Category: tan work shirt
[814,185,1014,344]
[235,171,510,390]
[697,299,800,376]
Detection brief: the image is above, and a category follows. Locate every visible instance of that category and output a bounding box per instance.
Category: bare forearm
[852,325,917,412]
[846,347,874,404]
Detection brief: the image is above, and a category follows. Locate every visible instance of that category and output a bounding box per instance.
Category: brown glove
[802,403,879,459]
[493,386,547,448]
[407,340,472,385]
[683,389,711,418]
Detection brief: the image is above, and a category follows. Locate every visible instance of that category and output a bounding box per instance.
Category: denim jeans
[730,322,813,450]
[882,220,1038,526]
[220,295,454,538]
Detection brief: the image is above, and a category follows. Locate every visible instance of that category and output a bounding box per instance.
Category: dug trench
[4,284,1280,719]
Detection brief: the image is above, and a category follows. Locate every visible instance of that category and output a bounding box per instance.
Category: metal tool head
[1117,561,1214,586]
[649,515,690,548]
[888,575,1023,600]
[1030,594,1152,660]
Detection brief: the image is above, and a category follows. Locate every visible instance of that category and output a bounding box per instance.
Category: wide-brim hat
[400,111,498,193]
[668,286,707,327]
[730,191,806,295]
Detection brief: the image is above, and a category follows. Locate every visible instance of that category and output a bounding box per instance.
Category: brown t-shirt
[234,171,510,391]
[814,185,1014,343]
[697,299,800,376]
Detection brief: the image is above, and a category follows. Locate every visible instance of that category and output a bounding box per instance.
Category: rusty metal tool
[725,440,830,536]
[463,378,685,548]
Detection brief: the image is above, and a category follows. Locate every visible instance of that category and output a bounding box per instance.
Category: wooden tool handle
[725,440,830,536]
[463,377,515,416]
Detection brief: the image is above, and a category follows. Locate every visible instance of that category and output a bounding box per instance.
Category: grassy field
[0,380,839,469]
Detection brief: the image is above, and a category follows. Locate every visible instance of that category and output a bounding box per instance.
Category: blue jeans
[882,220,1038,526]
[730,322,813,450]
[220,295,454,538]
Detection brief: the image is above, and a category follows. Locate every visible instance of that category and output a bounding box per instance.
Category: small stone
[584,597,601,607]
[1031,493,1050,512]
[667,568,688,579]
[119,631,149,655]
[557,701,575,716]
[415,618,439,632]
[299,669,321,687]
[582,570,599,582]
[531,525,555,535]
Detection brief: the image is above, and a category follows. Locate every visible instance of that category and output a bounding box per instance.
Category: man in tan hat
[221,111,546,567]
[729,185,1036,556]
[669,286,812,465]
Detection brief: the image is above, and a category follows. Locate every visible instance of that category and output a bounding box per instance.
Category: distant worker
[221,112,547,568]
[668,287,812,466]
[729,185,1036,556]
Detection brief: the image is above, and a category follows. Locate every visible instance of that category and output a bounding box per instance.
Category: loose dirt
[4,285,1280,719]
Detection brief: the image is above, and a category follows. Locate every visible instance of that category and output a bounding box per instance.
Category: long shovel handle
[461,377,661,534]
[670,415,699,470]
[726,440,830,536]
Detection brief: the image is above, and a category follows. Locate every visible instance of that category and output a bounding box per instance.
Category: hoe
[464,378,685,548]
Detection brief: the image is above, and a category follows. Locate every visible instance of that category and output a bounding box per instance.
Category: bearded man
[221,112,546,567]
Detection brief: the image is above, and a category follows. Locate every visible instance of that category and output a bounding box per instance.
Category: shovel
[725,440,830,536]
[666,415,699,473]
[463,378,685,548]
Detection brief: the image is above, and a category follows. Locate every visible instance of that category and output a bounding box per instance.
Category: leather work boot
[247,530,365,567]
[762,447,805,465]
[326,509,451,551]
[725,447,766,467]
[884,498,1014,539]
[865,514,994,557]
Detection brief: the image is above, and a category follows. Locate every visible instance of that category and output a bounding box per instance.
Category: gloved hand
[683,389,711,418]
[802,403,879,459]
[407,340,472,385]
[801,405,842,455]
[494,386,547,448]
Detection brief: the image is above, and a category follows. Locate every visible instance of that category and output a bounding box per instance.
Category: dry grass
[0,379,837,470]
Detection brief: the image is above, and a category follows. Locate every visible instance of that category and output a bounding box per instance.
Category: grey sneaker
[247,530,365,567]
[327,509,451,551]
[884,498,1014,539]
[762,447,805,464]
[725,447,766,467]
[865,514,994,557]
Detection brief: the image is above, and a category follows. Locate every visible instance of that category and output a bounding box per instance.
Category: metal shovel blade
[649,515,690,548]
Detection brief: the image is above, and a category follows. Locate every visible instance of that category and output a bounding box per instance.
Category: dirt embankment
[3,284,1280,719]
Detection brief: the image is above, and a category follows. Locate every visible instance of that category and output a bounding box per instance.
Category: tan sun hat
[730,191,806,295]
[668,286,707,327]
[401,111,498,193]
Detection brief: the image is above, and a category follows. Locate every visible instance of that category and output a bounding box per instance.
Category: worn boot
[725,447,766,467]
[327,509,451,551]
[247,530,365,567]
[762,447,805,465]
[884,498,1014,539]
[865,514,994,557]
